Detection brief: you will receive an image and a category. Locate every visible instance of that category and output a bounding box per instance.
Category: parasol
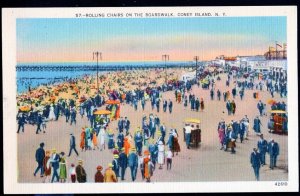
[267,99,276,105]
[19,105,31,112]
[93,110,111,115]
[106,100,120,105]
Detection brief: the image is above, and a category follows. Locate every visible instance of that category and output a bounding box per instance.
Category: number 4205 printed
[275,182,288,186]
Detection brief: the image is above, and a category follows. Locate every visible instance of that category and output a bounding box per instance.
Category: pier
[16,63,195,72]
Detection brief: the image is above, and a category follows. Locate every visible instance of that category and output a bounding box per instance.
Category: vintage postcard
[2,6,298,193]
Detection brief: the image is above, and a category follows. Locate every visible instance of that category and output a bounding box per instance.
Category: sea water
[16,61,191,94]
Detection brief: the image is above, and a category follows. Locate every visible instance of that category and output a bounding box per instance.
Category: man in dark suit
[51,149,61,183]
[34,142,45,177]
[268,139,280,169]
[257,134,268,165]
[36,113,43,134]
[17,113,26,133]
[250,148,261,181]
[124,117,130,135]
[128,148,138,181]
[119,148,128,181]
[68,133,79,157]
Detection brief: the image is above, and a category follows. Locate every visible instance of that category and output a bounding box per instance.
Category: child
[166,148,173,170]
[69,163,76,183]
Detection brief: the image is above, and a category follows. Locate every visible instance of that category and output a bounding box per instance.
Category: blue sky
[17,17,287,62]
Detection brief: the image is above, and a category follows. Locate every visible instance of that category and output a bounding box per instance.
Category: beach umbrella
[267,99,276,105]
[19,105,31,112]
[106,100,120,105]
[93,110,111,115]
[269,110,287,114]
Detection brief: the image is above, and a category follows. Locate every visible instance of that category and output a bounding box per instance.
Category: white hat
[158,141,163,145]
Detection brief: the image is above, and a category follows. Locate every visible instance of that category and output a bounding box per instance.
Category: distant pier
[16,64,195,72]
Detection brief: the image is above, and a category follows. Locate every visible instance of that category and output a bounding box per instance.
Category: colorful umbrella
[19,106,31,112]
[93,110,111,115]
[267,99,276,105]
[106,100,120,105]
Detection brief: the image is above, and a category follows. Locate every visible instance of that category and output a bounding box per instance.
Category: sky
[17,17,287,63]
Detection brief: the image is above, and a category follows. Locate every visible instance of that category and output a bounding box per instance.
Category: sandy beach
[16,68,288,183]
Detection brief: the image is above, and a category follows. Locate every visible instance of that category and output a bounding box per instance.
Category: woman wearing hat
[107,130,115,150]
[104,163,117,182]
[157,141,165,169]
[124,137,131,156]
[75,159,87,183]
[59,152,67,183]
[92,131,99,150]
[43,150,51,183]
[94,165,104,182]
[112,154,120,178]
[143,150,151,182]
[80,128,85,151]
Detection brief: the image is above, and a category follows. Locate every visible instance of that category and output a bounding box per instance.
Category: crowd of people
[18,66,288,183]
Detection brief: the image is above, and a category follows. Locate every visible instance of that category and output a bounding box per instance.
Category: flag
[276,43,282,48]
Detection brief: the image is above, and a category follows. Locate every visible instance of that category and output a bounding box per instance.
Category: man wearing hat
[119,148,128,180]
[35,113,43,134]
[50,148,60,183]
[250,148,261,181]
[117,132,124,150]
[128,148,138,181]
[104,163,117,182]
[34,142,45,177]
[134,129,143,156]
[124,116,130,135]
[76,159,87,183]
[112,154,120,178]
[253,116,262,135]
[68,133,79,157]
[168,99,173,114]
[118,117,124,133]
[267,139,280,169]
[95,165,104,182]
[159,123,166,144]
[257,134,268,165]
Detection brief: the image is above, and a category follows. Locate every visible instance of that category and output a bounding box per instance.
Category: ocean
[16,61,192,94]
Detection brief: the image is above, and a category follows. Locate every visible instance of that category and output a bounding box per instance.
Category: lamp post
[93,51,102,95]
[162,54,169,83]
[194,56,199,79]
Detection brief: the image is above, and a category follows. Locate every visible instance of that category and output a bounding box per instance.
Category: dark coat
[76,165,87,183]
[257,139,268,153]
[95,171,104,182]
[51,154,60,169]
[128,153,138,167]
[70,135,76,147]
[268,142,279,156]
[35,147,45,163]
[250,152,261,168]
[119,152,128,168]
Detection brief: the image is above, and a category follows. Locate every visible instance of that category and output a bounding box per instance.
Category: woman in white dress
[98,126,106,151]
[48,104,56,121]
[157,141,165,169]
